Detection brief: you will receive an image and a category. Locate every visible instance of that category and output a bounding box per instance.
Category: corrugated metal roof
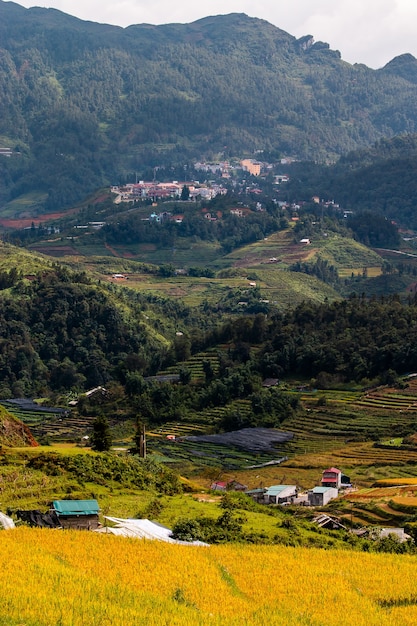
[265,485,296,496]
[311,487,337,494]
[52,500,100,516]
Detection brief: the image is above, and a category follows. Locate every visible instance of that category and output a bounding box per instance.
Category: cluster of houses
[1,469,412,545]
[209,469,412,542]
[212,467,351,507]
[109,155,298,207]
[111,181,227,203]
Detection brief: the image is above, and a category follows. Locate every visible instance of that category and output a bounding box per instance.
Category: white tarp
[0,512,15,530]
[96,517,209,546]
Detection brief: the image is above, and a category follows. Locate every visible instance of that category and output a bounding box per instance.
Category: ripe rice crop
[375,478,417,487]
[2,528,417,625]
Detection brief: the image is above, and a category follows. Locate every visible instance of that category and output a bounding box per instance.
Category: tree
[180,185,190,201]
[179,367,191,385]
[90,414,112,451]
[202,359,214,383]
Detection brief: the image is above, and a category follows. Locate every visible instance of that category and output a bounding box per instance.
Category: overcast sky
[9,0,417,69]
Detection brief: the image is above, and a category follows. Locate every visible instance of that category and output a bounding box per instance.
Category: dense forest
[3,3,417,211]
[100,203,286,253]
[71,294,417,432]
[0,265,218,397]
[281,134,417,228]
[3,258,417,432]
[253,296,417,386]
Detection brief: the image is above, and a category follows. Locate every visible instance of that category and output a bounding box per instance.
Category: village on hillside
[1,464,411,546]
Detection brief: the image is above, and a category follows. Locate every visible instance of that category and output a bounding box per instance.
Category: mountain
[2,3,417,213]
[379,53,417,84]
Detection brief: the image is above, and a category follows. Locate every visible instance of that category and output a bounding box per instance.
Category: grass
[0,191,48,218]
[311,235,383,268]
[0,241,53,274]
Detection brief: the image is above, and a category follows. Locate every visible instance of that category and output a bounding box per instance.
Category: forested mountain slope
[0,250,210,397]
[2,3,417,210]
[284,134,417,228]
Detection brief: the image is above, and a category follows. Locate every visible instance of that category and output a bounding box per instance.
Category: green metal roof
[52,500,100,516]
[265,485,296,496]
[311,487,337,494]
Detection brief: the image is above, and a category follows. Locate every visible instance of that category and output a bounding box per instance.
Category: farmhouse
[211,481,228,491]
[85,386,108,399]
[308,487,338,506]
[264,485,297,505]
[321,467,342,488]
[211,480,248,492]
[262,378,279,388]
[52,499,100,530]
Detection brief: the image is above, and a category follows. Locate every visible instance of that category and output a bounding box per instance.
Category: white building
[308,487,338,506]
[264,485,297,505]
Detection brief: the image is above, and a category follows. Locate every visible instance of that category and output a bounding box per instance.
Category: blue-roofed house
[52,499,100,530]
[264,485,297,505]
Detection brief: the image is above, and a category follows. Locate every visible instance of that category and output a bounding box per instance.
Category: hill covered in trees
[3,3,417,211]
[0,251,216,397]
[282,134,417,228]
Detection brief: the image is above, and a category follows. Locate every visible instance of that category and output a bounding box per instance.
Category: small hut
[52,500,100,530]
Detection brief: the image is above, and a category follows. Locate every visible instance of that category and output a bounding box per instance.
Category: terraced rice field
[282,382,417,457]
[157,351,221,382]
[147,378,417,496]
[339,483,417,526]
[7,528,417,626]
[1,400,100,442]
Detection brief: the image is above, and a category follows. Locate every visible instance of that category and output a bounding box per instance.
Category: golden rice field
[375,478,417,487]
[2,528,417,625]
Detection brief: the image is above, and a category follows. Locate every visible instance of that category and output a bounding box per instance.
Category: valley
[2,4,417,624]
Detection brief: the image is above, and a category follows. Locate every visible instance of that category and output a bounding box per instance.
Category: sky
[9,0,417,69]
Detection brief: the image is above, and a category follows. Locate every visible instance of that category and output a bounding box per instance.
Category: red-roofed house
[211,481,228,491]
[321,467,342,489]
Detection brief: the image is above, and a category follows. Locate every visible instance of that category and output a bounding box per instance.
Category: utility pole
[139,423,146,459]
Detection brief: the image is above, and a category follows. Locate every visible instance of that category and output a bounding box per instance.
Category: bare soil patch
[0,208,79,229]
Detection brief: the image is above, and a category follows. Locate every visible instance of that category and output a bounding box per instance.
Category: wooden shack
[51,499,100,530]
